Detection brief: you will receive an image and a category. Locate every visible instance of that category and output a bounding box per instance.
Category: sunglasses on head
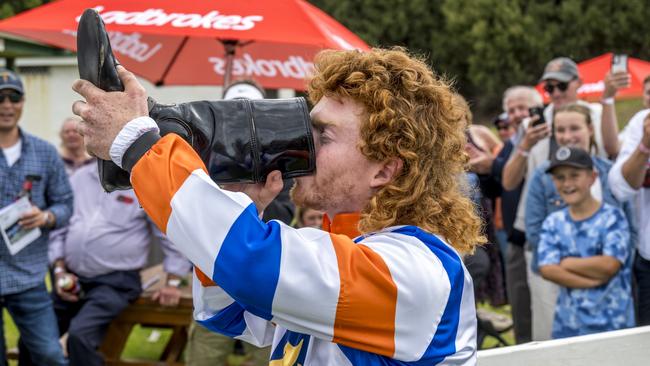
[543,81,570,94]
[0,91,23,103]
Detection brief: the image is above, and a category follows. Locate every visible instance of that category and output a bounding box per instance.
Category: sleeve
[525,168,548,251]
[129,133,443,360]
[602,208,631,265]
[45,151,74,229]
[47,226,67,265]
[149,219,192,277]
[537,215,562,267]
[608,110,648,202]
[192,270,275,347]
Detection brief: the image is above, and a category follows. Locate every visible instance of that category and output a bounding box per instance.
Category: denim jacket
[525,156,637,272]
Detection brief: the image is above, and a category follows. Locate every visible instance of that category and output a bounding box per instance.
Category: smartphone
[611,54,628,74]
[528,106,546,127]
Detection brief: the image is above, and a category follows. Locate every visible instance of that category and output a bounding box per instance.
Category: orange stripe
[330,233,397,356]
[195,267,217,287]
[131,134,206,233]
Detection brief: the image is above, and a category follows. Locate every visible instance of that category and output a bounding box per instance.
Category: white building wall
[2,57,295,146]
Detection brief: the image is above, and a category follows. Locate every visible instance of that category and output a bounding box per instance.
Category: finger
[76,120,89,137]
[72,100,91,120]
[151,291,160,301]
[72,79,102,103]
[117,66,144,95]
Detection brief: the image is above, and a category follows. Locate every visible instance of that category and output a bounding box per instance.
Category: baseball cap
[493,112,509,127]
[540,57,579,83]
[546,146,593,174]
[0,68,24,94]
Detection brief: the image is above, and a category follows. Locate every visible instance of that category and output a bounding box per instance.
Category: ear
[370,157,403,189]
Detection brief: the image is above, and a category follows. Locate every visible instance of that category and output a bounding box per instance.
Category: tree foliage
[0,0,51,20]
[313,0,650,114]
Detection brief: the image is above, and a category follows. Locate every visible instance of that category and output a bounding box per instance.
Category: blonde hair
[553,103,596,153]
[308,47,484,254]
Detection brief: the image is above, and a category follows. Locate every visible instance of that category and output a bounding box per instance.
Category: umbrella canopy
[536,53,650,103]
[0,0,370,89]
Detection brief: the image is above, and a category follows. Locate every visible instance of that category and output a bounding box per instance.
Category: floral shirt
[538,203,634,338]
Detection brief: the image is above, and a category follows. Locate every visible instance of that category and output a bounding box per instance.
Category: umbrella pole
[222,40,238,88]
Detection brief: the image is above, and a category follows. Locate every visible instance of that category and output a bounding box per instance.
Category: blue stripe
[339,226,466,365]
[212,203,282,320]
[197,301,247,337]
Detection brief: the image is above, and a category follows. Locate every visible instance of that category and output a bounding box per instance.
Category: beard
[290,173,358,214]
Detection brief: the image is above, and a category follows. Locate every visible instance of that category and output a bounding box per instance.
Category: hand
[221,170,284,215]
[54,272,80,303]
[152,285,182,307]
[603,71,631,99]
[72,66,149,160]
[467,146,494,174]
[520,121,550,151]
[19,206,48,229]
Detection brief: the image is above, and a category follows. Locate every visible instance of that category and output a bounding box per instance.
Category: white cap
[223,82,265,100]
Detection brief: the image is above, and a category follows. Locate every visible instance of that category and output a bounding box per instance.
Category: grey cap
[540,57,579,83]
[0,68,24,94]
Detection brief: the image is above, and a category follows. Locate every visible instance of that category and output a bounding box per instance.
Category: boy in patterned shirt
[538,146,634,338]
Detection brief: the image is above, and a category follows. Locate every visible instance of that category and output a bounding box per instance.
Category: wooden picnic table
[100,265,193,366]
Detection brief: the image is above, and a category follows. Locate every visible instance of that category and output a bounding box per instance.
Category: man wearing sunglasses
[0,68,72,365]
[539,57,626,160]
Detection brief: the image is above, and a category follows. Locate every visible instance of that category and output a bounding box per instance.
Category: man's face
[291,96,381,215]
[60,119,84,151]
[643,82,650,109]
[505,96,532,126]
[551,166,596,206]
[0,89,24,133]
[545,78,580,108]
[496,122,515,142]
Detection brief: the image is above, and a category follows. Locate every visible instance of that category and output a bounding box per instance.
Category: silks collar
[322,212,361,238]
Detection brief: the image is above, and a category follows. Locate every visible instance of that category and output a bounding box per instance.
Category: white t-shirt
[609,109,650,260]
[2,139,22,167]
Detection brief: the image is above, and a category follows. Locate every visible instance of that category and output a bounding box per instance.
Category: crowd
[466,56,650,344]
[0,48,649,366]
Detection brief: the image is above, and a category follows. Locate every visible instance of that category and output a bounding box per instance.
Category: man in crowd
[609,110,650,326]
[493,85,546,344]
[45,161,192,366]
[0,68,72,365]
[72,48,483,364]
[58,117,92,176]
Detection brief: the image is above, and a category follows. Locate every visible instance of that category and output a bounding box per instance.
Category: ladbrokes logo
[208,54,314,80]
[77,6,263,31]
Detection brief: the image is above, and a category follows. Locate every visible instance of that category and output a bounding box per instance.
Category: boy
[538,146,634,338]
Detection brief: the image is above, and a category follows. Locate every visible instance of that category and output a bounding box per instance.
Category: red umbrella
[0,0,370,90]
[536,53,650,103]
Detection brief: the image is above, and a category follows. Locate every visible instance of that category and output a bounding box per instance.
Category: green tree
[0,0,51,19]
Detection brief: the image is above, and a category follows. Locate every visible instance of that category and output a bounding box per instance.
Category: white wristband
[601,97,615,106]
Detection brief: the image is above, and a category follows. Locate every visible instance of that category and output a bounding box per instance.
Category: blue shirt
[538,203,634,339]
[0,130,73,295]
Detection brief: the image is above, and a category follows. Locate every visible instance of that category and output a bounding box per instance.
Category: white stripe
[271,226,340,341]
[109,116,159,168]
[191,271,235,321]
[361,232,451,361]
[166,169,252,278]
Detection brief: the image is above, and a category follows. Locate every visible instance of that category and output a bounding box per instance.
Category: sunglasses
[496,124,510,131]
[544,81,570,94]
[0,91,23,103]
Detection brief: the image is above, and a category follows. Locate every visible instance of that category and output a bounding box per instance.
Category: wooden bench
[99,265,193,366]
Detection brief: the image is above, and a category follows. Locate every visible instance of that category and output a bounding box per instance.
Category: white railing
[478,326,650,366]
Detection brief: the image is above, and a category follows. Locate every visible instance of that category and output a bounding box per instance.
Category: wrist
[601,97,615,106]
[43,211,54,228]
[517,146,530,157]
[638,141,650,155]
[166,278,182,288]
